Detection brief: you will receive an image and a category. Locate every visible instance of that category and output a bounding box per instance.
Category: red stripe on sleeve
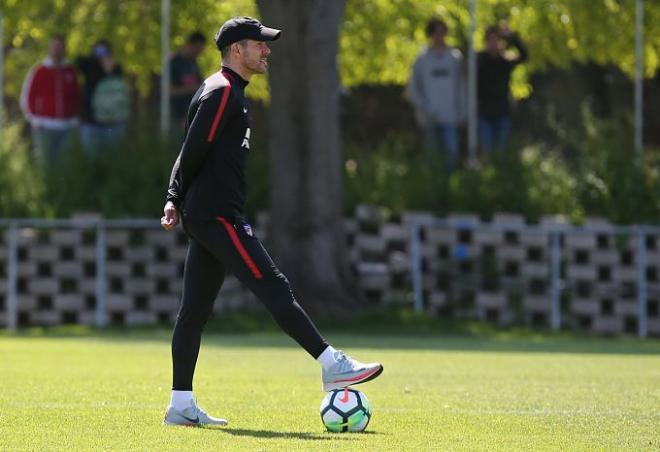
[217,217,263,279]
[207,81,232,143]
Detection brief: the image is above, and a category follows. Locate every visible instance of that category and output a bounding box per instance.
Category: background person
[477,23,528,153]
[408,18,466,173]
[77,40,131,154]
[170,31,207,131]
[20,35,80,164]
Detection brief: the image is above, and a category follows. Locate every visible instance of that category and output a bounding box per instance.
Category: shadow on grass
[214,427,377,440]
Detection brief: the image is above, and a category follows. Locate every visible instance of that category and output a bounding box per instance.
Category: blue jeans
[31,126,74,165]
[80,123,127,155]
[479,116,511,153]
[424,123,459,173]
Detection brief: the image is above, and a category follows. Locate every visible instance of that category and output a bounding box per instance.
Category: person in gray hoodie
[408,18,466,172]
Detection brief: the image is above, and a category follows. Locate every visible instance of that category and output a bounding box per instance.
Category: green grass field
[1,329,659,451]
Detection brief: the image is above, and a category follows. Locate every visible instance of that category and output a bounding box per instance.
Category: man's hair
[187,31,207,45]
[50,34,66,43]
[425,18,448,37]
[220,40,247,60]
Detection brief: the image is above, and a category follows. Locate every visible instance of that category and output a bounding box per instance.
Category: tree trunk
[257,0,356,315]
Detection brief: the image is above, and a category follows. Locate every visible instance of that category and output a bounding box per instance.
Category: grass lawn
[1,329,659,451]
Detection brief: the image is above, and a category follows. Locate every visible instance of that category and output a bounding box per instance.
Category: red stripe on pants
[216,217,263,279]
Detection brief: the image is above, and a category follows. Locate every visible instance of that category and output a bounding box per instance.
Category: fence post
[6,223,18,331]
[550,231,562,331]
[637,230,647,338]
[410,222,424,313]
[95,222,107,327]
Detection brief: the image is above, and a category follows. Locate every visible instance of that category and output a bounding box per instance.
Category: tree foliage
[1,0,658,103]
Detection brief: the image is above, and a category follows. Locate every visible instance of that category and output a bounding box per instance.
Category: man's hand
[161,201,179,231]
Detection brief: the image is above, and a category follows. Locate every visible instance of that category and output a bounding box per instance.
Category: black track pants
[171,216,329,391]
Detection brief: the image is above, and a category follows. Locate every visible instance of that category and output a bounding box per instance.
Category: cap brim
[257,26,281,41]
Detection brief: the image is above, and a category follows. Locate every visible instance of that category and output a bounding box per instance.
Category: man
[170,32,207,130]
[20,35,80,164]
[77,40,130,154]
[408,18,466,173]
[477,23,528,153]
[161,17,383,427]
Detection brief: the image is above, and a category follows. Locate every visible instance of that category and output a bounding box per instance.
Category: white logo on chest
[241,127,251,150]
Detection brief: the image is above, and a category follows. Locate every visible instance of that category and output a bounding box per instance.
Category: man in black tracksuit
[161,17,383,427]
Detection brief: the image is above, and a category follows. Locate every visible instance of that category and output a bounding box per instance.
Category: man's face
[235,39,271,74]
[49,39,66,61]
[431,26,447,47]
[188,42,205,59]
[486,32,501,52]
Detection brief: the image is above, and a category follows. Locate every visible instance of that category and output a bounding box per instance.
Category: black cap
[215,16,281,50]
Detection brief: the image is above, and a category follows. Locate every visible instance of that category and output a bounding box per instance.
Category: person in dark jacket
[77,40,130,154]
[477,23,528,153]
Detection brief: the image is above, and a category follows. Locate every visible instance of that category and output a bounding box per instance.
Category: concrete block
[429,291,447,307]
[78,248,97,260]
[29,278,59,294]
[31,310,60,326]
[148,263,179,278]
[125,247,154,261]
[519,231,548,246]
[381,223,407,242]
[106,262,131,277]
[29,246,59,260]
[79,279,97,293]
[355,234,387,255]
[17,295,38,310]
[613,268,639,281]
[124,279,154,293]
[473,229,502,245]
[498,247,526,261]
[521,263,548,278]
[51,230,82,245]
[388,251,409,274]
[591,250,619,265]
[401,211,435,227]
[523,296,550,312]
[476,293,506,308]
[565,233,596,249]
[614,301,638,316]
[592,316,622,334]
[78,311,97,325]
[146,231,176,246]
[106,295,132,311]
[149,295,180,311]
[106,231,129,246]
[17,262,37,277]
[125,311,157,325]
[426,228,455,243]
[54,295,84,311]
[52,262,83,278]
[571,299,599,315]
[567,266,597,280]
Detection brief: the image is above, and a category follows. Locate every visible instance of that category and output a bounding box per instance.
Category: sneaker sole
[323,364,384,392]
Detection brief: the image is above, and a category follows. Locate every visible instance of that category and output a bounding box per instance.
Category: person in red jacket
[20,35,80,164]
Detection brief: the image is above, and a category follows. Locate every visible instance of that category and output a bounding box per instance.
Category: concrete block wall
[1,208,659,336]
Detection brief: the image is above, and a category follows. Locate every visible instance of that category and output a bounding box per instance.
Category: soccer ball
[320,388,371,433]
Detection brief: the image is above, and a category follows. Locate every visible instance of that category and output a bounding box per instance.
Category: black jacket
[167,66,252,220]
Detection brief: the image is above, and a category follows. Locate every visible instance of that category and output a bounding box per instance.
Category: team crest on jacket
[241,128,251,150]
[242,223,254,237]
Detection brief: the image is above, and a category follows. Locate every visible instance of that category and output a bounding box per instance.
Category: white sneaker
[321,350,383,392]
[163,398,228,427]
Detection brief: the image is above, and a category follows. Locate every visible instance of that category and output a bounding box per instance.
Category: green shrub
[0,120,46,217]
